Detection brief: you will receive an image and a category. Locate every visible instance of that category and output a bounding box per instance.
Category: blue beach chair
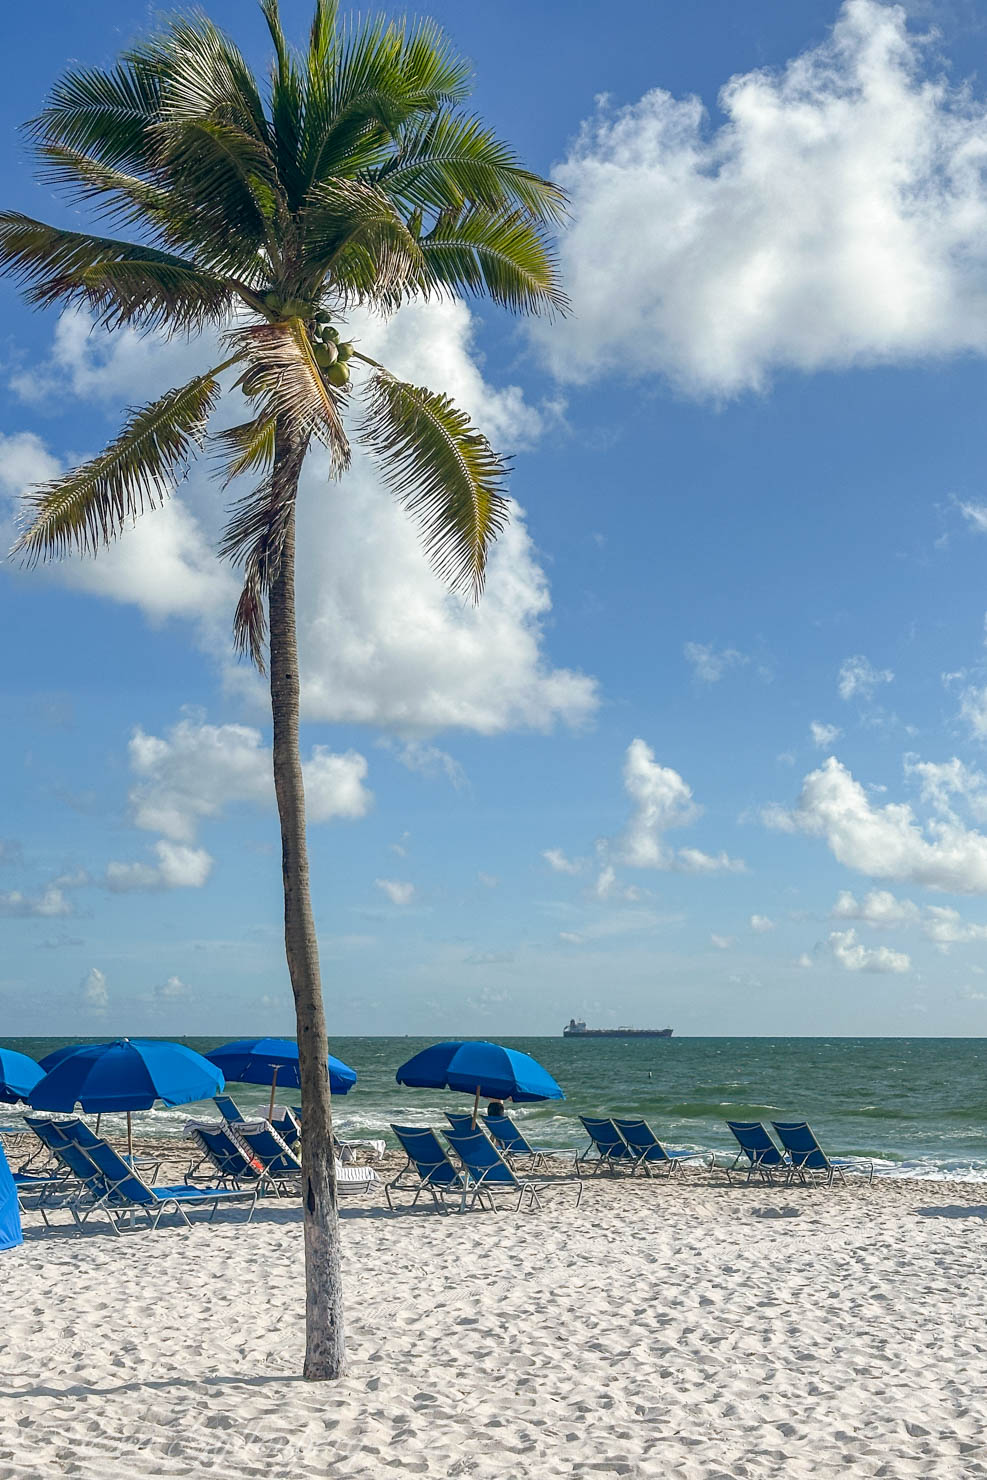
[386,1125,470,1212]
[444,1128,583,1213]
[612,1118,702,1178]
[719,1121,790,1184]
[184,1121,262,1188]
[78,1133,257,1231]
[772,1121,874,1186]
[213,1094,247,1124]
[576,1116,636,1174]
[483,1113,567,1172]
[235,1121,304,1195]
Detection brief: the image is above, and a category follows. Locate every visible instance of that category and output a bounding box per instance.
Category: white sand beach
[3,1166,986,1479]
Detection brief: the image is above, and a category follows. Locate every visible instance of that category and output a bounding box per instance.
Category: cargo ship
[563,1018,673,1039]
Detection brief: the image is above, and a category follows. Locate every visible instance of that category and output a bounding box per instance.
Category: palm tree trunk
[268,446,345,1382]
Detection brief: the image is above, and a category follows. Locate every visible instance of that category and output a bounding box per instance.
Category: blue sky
[4,0,987,1036]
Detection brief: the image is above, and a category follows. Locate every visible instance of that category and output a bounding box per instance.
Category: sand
[2,1163,987,1479]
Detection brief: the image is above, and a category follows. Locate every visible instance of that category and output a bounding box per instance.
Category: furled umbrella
[206,1037,357,1120]
[28,1038,224,1157]
[396,1040,565,1125]
[0,1047,43,1106]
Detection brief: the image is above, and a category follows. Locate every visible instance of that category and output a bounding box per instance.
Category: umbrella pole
[268,1065,279,1122]
[95,1114,101,1135]
[127,1111,133,1160]
[472,1085,480,1129]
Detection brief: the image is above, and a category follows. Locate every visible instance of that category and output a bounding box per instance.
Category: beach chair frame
[718,1121,789,1185]
[576,1116,637,1175]
[443,1128,583,1213]
[183,1120,261,1188]
[611,1117,702,1178]
[772,1121,874,1186]
[386,1125,471,1212]
[75,1133,258,1232]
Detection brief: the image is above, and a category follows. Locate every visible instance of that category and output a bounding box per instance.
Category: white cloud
[922,906,987,946]
[0,885,72,918]
[477,872,499,889]
[536,1,987,397]
[958,500,987,535]
[710,933,736,949]
[5,301,596,739]
[154,975,192,1000]
[81,966,109,1010]
[543,848,584,875]
[959,685,987,740]
[828,927,911,974]
[617,738,744,873]
[105,840,213,892]
[838,655,894,702]
[750,914,775,933]
[375,878,415,906]
[683,642,748,683]
[768,756,987,893]
[126,713,371,841]
[796,953,815,969]
[810,721,843,749]
[904,755,987,822]
[832,888,920,927]
[380,739,467,789]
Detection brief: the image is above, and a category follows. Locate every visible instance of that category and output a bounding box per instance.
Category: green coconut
[335,341,354,361]
[323,324,340,343]
[314,342,338,368]
[315,308,332,326]
[325,360,350,387]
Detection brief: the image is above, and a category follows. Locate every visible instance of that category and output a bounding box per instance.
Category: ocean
[7,1035,987,1180]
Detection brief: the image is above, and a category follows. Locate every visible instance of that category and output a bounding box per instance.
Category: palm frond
[379,111,568,226]
[227,319,350,474]
[0,212,235,332]
[12,369,224,565]
[34,145,174,232]
[260,0,307,210]
[308,0,340,73]
[301,177,423,299]
[213,412,277,485]
[417,206,567,317]
[221,432,309,668]
[358,372,510,599]
[26,57,161,173]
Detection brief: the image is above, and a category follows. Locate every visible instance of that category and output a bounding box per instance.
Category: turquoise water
[7,1035,987,1180]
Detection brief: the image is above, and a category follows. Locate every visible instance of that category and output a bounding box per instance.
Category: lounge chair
[237,1120,377,1197]
[386,1125,471,1212]
[772,1121,874,1186]
[718,1121,789,1183]
[184,1119,262,1188]
[612,1117,702,1177]
[481,1114,563,1172]
[213,1093,247,1124]
[78,1134,258,1231]
[271,1104,384,1163]
[444,1128,583,1213]
[576,1116,636,1174]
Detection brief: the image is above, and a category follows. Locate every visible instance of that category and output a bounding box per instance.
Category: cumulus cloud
[105,840,213,892]
[750,914,775,933]
[958,685,987,741]
[810,721,843,749]
[768,757,987,893]
[0,885,72,918]
[904,755,987,822]
[543,848,584,875]
[683,642,748,683]
[380,739,467,789]
[536,0,987,396]
[123,714,371,859]
[3,299,594,738]
[833,887,987,946]
[710,933,736,949]
[153,975,192,1000]
[81,966,109,1010]
[828,927,911,974]
[375,879,415,906]
[617,738,744,873]
[838,655,894,702]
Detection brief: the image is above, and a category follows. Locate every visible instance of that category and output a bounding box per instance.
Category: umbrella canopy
[29,1038,224,1113]
[396,1041,564,1104]
[0,1047,43,1105]
[38,1043,87,1074]
[206,1038,357,1099]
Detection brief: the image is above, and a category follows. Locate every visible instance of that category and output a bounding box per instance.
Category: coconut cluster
[311,309,353,387]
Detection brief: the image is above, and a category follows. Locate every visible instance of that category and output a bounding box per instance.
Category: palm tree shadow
[914,1204,987,1218]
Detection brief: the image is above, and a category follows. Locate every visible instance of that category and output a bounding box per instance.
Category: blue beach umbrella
[29,1038,224,1155]
[38,1043,87,1074]
[206,1037,357,1118]
[0,1047,43,1105]
[396,1040,564,1123]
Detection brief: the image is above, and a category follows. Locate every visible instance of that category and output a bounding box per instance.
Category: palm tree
[0,0,565,1379]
